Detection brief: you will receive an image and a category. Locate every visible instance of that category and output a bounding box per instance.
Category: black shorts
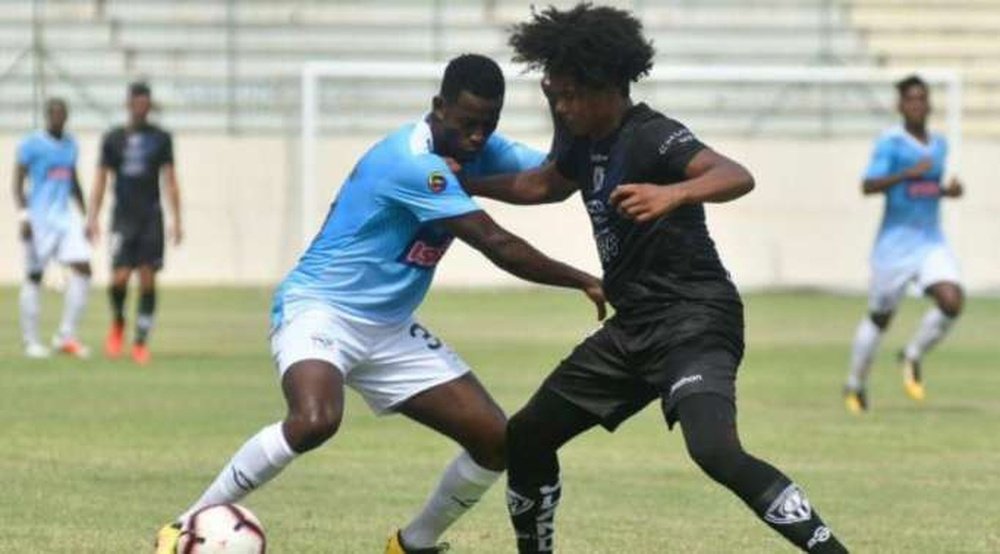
[542,301,744,431]
[111,211,164,270]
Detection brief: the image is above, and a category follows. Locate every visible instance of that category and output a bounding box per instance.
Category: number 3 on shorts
[409,323,442,350]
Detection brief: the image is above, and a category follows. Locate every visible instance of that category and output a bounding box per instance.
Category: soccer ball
[176,503,266,553]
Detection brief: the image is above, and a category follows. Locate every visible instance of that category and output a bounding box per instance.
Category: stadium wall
[1,133,998,293]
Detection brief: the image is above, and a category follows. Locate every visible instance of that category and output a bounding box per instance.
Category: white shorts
[24,222,91,274]
[269,305,471,414]
[869,245,962,313]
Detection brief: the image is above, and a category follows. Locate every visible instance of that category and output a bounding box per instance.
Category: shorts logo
[764,484,813,525]
[506,489,535,517]
[428,171,447,193]
[807,526,831,549]
[669,374,703,397]
[310,334,335,351]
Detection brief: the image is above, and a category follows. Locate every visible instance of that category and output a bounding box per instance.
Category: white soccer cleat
[25,342,51,359]
[51,335,91,359]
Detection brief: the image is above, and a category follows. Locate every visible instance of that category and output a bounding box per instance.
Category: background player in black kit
[87,82,182,365]
[463,4,847,553]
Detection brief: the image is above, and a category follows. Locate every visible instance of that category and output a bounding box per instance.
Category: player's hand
[85,219,100,243]
[943,177,964,198]
[610,183,687,223]
[904,158,933,179]
[581,276,607,321]
[443,157,462,174]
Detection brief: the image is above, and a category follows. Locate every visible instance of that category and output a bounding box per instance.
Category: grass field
[1,286,998,553]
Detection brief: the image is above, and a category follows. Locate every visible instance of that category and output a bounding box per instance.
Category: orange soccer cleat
[132,343,152,365]
[105,323,125,358]
[53,336,90,359]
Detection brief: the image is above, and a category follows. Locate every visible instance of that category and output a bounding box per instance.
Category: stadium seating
[0,0,995,135]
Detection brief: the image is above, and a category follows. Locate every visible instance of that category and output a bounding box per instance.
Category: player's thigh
[868,263,914,314]
[55,223,92,269]
[25,225,59,275]
[135,217,165,271]
[538,320,654,433]
[109,226,139,270]
[918,246,963,313]
[398,372,507,468]
[648,333,742,430]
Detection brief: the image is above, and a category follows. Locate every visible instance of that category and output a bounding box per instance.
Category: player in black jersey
[462,5,847,553]
[86,82,182,365]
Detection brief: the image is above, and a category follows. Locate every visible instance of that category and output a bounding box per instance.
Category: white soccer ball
[176,503,266,554]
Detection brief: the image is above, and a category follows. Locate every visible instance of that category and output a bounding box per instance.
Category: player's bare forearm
[88,167,109,223]
[163,164,183,244]
[71,169,86,214]
[463,163,576,205]
[611,149,753,223]
[444,211,606,318]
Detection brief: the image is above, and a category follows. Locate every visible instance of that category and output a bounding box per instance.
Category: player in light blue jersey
[844,75,964,413]
[12,98,92,359]
[156,55,604,554]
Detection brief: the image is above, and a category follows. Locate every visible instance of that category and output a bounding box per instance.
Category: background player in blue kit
[844,75,965,413]
[155,54,604,554]
[12,98,92,359]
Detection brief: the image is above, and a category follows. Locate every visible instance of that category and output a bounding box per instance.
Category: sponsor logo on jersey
[764,484,813,525]
[807,526,832,549]
[428,171,448,193]
[45,166,73,181]
[401,224,454,268]
[907,180,941,198]
[669,374,704,397]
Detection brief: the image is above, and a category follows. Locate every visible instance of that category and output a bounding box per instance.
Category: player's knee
[935,286,964,317]
[869,311,893,330]
[71,263,92,277]
[286,406,341,452]
[467,424,506,471]
[26,271,43,284]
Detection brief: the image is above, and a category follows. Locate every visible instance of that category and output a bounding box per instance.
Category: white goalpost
[299,61,962,248]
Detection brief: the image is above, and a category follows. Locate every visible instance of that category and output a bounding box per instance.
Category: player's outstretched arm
[462,162,578,205]
[863,158,932,195]
[443,210,606,320]
[611,149,754,223]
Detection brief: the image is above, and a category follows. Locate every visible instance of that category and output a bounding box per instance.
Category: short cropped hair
[439,54,505,102]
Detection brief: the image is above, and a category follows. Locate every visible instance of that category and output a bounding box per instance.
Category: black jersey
[555,103,741,321]
[100,124,173,221]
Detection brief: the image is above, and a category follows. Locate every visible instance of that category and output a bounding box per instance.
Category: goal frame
[300,61,962,246]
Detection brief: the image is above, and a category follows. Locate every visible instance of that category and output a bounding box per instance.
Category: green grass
[1,287,999,553]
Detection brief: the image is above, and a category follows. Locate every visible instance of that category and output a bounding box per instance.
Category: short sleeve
[864,135,895,180]
[160,132,174,167]
[391,155,482,223]
[99,132,117,168]
[478,133,546,174]
[16,137,35,167]
[640,118,706,182]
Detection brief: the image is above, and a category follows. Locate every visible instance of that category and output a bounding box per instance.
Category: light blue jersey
[17,131,79,230]
[865,126,949,269]
[272,118,546,326]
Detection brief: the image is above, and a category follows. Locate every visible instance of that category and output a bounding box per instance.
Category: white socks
[400,451,502,549]
[904,307,955,362]
[20,280,42,346]
[846,317,882,391]
[179,422,297,522]
[58,272,90,340]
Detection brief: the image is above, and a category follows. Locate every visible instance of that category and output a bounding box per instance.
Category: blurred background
[1,0,997,292]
